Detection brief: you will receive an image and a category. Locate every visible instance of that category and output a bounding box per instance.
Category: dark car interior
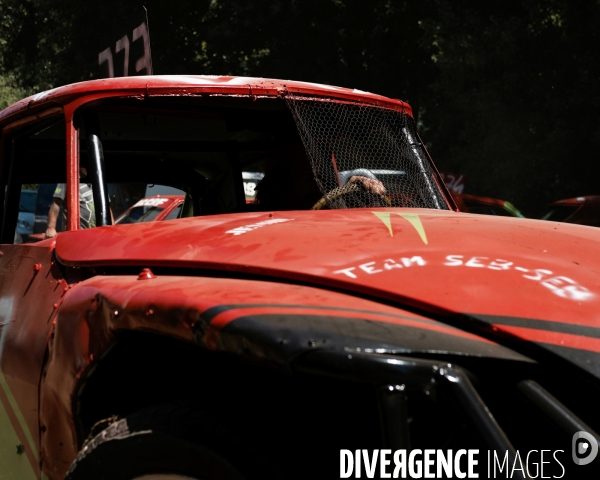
[1,95,449,244]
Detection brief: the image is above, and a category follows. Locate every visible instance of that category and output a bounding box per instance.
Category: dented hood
[55,208,600,374]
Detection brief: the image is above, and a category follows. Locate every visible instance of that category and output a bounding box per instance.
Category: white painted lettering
[541,276,594,301]
[334,267,358,279]
[445,255,464,266]
[360,262,384,275]
[465,256,487,268]
[383,258,403,270]
[98,47,114,77]
[401,256,426,267]
[134,197,170,208]
[225,218,292,235]
[132,22,152,74]
[115,35,130,76]
[523,269,553,281]
[488,259,513,270]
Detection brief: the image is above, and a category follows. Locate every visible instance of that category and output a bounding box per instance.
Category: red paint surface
[0,243,65,477]
[457,193,510,209]
[0,76,414,236]
[40,273,526,477]
[55,208,600,329]
[495,325,600,353]
[205,305,495,346]
[545,195,600,227]
[551,195,600,206]
[0,76,413,127]
[66,118,80,232]
[0,75,598,480]
[115,195,184,224]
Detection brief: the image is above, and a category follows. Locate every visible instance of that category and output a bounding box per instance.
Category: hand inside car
[347,175,386,196]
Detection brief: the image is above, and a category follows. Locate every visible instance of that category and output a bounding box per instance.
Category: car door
[0,108,70,478]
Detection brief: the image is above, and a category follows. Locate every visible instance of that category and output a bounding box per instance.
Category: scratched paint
[0,397,37,479]
[0,368,39,461]
[0,297,41,470]
[0,245,65,479]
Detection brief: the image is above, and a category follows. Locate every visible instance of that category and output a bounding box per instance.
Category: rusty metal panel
[0,243,65,477]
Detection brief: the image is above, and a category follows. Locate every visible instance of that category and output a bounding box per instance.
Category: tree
[2,0,599,215]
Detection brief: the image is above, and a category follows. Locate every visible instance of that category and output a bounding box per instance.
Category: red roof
[0,75,412,125]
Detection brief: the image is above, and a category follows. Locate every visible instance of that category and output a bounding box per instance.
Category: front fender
[39,272,523,479]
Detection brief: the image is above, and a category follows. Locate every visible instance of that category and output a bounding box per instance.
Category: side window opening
[15,183,63,242]
[1,115,66,244]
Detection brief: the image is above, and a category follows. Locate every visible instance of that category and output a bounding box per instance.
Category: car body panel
[1,76,444,236]
[0,76,597,479]
[0,77,423,479]
[0,242,65,477]
[52,208,600,376]
[114,195,184,224]
[0,76,413,127]
[454,193,524,218]
[542,195,600,227]
[40,273,531,476]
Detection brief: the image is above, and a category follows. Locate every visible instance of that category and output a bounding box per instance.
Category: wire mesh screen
[285,95,448,210]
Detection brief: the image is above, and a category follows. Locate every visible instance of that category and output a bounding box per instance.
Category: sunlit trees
[1,0,599,214]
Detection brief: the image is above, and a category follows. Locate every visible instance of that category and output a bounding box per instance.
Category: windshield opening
[286,95,448,210]
[78,95,449,225]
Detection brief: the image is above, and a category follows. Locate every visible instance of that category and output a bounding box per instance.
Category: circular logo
[572,431,599,466]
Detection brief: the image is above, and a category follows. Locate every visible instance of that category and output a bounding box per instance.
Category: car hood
[55,208,600,376]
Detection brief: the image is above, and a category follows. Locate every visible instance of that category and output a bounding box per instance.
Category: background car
[115,195,184,224]
[17,189,36,238]
[243,171,264,203]
[453,193,525,218]
[541,195,600,227]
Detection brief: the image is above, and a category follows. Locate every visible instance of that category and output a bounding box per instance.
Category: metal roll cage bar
[293,349,600,480]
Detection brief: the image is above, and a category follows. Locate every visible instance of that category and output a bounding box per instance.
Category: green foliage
[0,73,27,109]
[1,0,599,215]
[421,0,600,214]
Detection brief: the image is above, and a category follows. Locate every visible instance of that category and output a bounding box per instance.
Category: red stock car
[542,195,600,228]
[0,76,599,480]
[454,193,525,218]
[115,195,185,224]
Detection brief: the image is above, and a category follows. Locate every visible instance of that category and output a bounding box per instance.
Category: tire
[66,403,273,480]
